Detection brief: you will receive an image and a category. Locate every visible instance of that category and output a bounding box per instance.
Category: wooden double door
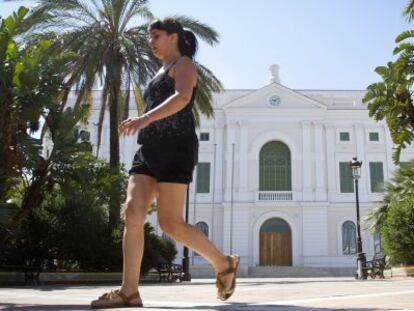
[259,218,292,266]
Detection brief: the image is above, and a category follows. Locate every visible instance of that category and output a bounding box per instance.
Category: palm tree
[1,7,94,242]
[363,0,414,164]
[403,0,414,21]
[363,60,414,164]
[26,0,222,228]
[365,161,414,230]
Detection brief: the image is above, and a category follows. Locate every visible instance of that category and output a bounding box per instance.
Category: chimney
[269,64,280,84]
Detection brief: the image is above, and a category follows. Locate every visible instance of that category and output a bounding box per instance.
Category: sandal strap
[126,291,141,301]
[116,290,129,304]
[217,256,237,276]
[216,278,225,290]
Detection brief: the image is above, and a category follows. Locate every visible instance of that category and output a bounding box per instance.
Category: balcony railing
[257,191,293,201]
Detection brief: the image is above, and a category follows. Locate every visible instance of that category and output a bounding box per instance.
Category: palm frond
[172,15,219,46]
[403,0,414,22]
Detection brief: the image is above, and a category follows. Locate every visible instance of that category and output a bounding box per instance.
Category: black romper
[128,61,199,184]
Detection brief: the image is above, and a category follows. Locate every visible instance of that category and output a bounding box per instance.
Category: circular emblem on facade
[268,95,281,107]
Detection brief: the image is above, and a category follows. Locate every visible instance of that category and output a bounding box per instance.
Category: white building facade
[57,65,414,274]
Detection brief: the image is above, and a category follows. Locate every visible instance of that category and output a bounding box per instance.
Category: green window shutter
[196,163,210,193]
[369,162,384,193]
[200,132,210,141]
[259,142,291,191]
[340,162,354,193]
[340,132,350,141]
[369,132,379,142]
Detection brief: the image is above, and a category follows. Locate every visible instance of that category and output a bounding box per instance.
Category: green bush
[141,223,163,274]
[10,151,178,273]
[381,195,414,265]
[160,239,178,265]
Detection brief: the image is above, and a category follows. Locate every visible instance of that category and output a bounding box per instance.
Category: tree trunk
[1,160,49,244]
[107,52,122,230]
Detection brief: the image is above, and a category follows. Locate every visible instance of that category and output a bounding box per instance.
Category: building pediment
[223,82,327,110]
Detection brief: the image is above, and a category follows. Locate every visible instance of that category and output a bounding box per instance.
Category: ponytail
[178,30,198,59]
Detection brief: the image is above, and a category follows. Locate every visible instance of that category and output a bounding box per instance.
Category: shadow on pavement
[0,302,395,311]
[1,278,381,292]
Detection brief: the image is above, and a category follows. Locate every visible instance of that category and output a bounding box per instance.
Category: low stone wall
[384,266,414,278]
[0,270,161,285]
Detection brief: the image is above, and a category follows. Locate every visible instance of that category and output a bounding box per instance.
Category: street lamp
[350,157,367,280]
[181,185,191,281]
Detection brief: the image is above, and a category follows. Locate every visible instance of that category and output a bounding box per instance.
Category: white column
[324,124,336,200]
[211,123,224,248]
[314,121,327,201]
[383,124,396,179]
[302,121,313,201]
[354,123,368,200]
[222,203,231,254]
[214,125,224,203]
[238,120,248,200]
[224,121,236,202]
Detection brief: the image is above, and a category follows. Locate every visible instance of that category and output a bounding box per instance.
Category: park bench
[156,261,183,283]
[0,244,42,285]
[363,252,387,279]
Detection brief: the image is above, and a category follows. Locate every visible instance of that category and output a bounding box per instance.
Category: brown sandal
[215,255,239,301]
[90,289,143,309]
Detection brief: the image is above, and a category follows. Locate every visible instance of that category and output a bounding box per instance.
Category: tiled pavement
[0,277,413,311]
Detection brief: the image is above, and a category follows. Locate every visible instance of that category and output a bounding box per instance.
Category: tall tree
[26,0,222,228]
[363,0,414,164]
[0,7,92,242]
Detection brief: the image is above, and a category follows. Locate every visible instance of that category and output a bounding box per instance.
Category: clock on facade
[269,95,281,107]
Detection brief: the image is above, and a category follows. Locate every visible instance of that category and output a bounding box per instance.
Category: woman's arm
[119,56,197,136]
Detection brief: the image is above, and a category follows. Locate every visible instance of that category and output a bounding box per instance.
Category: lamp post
[181,185,191,281]
[350,157,367,280]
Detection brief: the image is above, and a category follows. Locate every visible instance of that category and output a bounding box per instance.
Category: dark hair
[148,18,198,59]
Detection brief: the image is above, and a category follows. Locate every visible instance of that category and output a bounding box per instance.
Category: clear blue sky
[0,0,411,90]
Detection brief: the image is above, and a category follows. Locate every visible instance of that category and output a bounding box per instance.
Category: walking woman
[91,18,239,309]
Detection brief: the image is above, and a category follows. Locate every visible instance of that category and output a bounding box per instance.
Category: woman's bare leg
[91,174,156,307]
[120,174,157,295]
[157,182,231,275]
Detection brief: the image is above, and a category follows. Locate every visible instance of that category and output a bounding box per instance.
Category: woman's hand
[118,115,152,136]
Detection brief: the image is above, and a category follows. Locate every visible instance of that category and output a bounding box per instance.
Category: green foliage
[366,160,414,231]
[160,239,178,265]
[366,160,414,265]
[0,6,83,201]
[363,60,414,164]
[141,222,163,274]
[403,0,414,22]
[10,151,177,272]
[10,151,127,271]
[381,196,414,265]
[363,2,414,164]
[1,7,97,240]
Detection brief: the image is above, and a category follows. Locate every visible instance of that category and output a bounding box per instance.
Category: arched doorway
[259,217,292,266]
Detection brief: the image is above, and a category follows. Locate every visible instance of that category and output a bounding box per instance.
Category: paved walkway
[1,277,413,310]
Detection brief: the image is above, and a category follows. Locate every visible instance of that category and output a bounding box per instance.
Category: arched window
[195,221,209,238]
[342,221,357,255]
[259,141,291,191]
[194,222,209,257]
